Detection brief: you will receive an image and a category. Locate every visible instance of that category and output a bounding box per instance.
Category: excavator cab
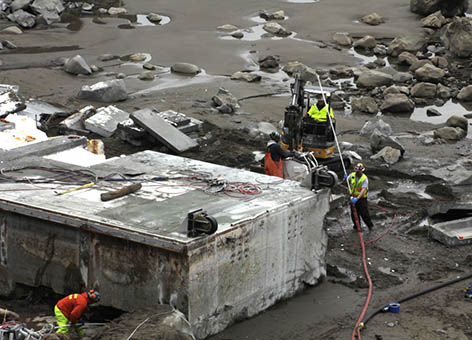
[280,75,350,172]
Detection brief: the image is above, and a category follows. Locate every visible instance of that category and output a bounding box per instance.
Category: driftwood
[0,308,19,321]
[100,183,142,202]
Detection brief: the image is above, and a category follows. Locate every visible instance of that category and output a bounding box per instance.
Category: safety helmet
[354,163,365,172]
[87,289,101,303]
[269,131,281,142]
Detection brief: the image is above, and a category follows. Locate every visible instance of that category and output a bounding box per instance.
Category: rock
[380,93,415,113]
[128,53,147,62]
[258,55,279,70]
[373,44,388,55]
[421,11,446,28]
[143,63,156,70]
[361,13,384,26]
[425,183,455,199]
[7,9,36,28]
[397,51,418,66]
[415,63,445,83]
[116,73,126,79]
[64,55,92,75]
[431,56,448,69]
[231,71,261,82]
[146,13,163,23]
[360,118,392,137]
[77,79,128,103]
[357,70,393,88]
[408,59,431,72]
[437,83,451,99]
[351,96,378,114]
[393,72,413,83]
[446,115,468,132]
[433,126,466,141]
[442,17,472,58]
[30,0,64,25]
[332,32,352,46]
[108,7,127,15]
[170,62,201,75]
[83,105,130,138]
[371,146,402,164]
[426,108,442,117]
[384,85,409,96]
[259,10,285,21]
[282,61,318,83]
[370,129,405,155]
[217,24,238,31]
[354,35,376,49]
[456,85,472,101]
[411,82,437,98]
[211,88,240,113]
[90,65,99,72]
[138,71,155,80]
[98,54,120,62]
[10,0,29,12]
[410,0,468,17]
[1,26,22,34]
[231,32,243,39]
[263,22,291,36]
[387,34,426,57]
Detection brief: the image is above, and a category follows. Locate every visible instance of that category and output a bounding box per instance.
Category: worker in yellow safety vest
[344,163,374,232]
[306,97,334,123]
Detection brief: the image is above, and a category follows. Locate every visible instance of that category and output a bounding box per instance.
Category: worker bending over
[306,97,334,123]
[265,132,294,178]
[346,163,374,232]
[55,289,101,337]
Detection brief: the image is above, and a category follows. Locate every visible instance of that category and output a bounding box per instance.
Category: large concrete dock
[0,149,330,338]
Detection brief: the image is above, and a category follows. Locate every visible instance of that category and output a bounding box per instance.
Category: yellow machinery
[280,75,350,172]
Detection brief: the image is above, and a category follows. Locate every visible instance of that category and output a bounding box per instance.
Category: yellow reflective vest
[307,104,334,122]
[348,173,368,198]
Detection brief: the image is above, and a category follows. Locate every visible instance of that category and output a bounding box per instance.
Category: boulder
[457,85,472,101]
[217,24,238,32]
[231,71,261,82]
[360,119,392,137]
[354,35,376,49]
[258,55,279,70]
[138,71,155,80]
[421,11,446,28]
[397,51,418,65]
[108,7,127,15]
[370,129,405,155]
[351,96,378,114]
[361,13,384,26]
[147,13,163,23]
[387,34,426,57]
[433,126,466,141]
[370,146,402,164]
[380,93,415,113]
[171,62,201,75]
[64,55,92,75]
[332,32,352,46]
[437,83,451,99]
[411,0,468,17]
[10,0,29,12]
[1,26,22,34]
[446,115,468,132]
[442,17,472,58]
[263,22,291,36]
[259,10,285,21]
[414,63,445,83]
[30,0,64,25]
[431,56,448,69]
[211,88,240,113]
[411,82,437,98]
[7,9,35,28]
[393,72,413,83]
[77,79,128,103]
[357,70,393,88]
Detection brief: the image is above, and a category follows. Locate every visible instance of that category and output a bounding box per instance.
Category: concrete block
[84,105,130,137]
[59,105,95,135]
[158,110,203,134]
[430,216,472,246]
[131,109,198,153]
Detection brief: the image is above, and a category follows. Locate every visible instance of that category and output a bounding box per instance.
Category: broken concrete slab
[430,216,472,246]
[131,108,198,153]
[117,118,157,146]
[0,135,87,162]
[77,79,128,103]
[59,105,95,135]
[84,105,130,137]
[158,110,203,134]
[0,91,26,117]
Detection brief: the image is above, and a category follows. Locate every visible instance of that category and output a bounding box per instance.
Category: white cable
[315,74,351,193]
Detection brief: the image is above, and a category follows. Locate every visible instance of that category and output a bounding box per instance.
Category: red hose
[351,204,373,340]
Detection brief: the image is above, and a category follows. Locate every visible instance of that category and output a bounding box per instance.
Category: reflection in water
[117,14,171,29]
[411,99,472,138]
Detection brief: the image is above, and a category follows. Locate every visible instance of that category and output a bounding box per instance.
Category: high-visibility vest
[349,173,368,198]
[307,105,334,122]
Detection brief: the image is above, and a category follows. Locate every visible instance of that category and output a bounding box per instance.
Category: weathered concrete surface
[0,151,329,339]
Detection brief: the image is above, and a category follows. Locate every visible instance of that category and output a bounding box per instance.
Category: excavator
[273,74,351,190]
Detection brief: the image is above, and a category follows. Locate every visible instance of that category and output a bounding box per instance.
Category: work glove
[343,174,348,180]
[350,197,358,204]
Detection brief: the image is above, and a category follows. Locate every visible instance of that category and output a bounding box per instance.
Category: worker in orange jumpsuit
[54,289,100,337]
[265,132,294,178]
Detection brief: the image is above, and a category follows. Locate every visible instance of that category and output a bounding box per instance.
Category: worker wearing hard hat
[54,289,101,337]
[345,163,374,232]
[265,131,295,178]
[306,95,334,123]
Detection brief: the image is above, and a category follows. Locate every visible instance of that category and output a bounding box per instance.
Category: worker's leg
[356,198,373,230]
[54,305,71,335]
[74,324,85,337]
